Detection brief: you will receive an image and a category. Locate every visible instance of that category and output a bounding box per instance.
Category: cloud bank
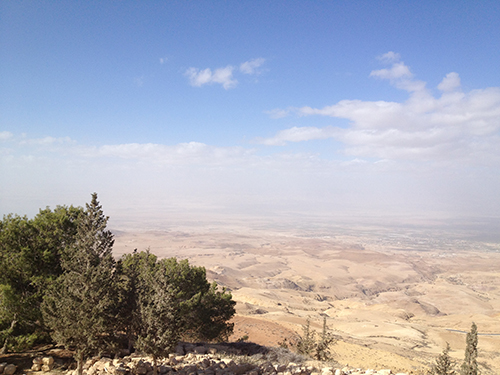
[262,52,500,165]
[2,53,499,224]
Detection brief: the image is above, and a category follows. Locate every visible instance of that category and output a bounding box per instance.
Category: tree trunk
[77,351,84,375]
[153,356,158,375]
[0,319,17,354]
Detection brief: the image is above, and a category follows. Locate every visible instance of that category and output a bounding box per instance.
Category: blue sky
[1,1,500,227]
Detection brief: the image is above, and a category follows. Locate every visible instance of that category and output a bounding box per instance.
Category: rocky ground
[0,343,418,375]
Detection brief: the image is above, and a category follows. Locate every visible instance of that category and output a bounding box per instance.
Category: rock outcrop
[58,344,410,375]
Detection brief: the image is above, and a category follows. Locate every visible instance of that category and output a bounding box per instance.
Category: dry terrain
[112,220,500,374]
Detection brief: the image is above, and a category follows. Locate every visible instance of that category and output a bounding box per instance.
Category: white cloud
[263,53,500,165]
[159,57,168,64]
[438,72,461,92]
[370,62,412,80]
[0,131,13,141]
[377,51,401,63]
[240,58,265,75]
[185,58,266,89]
[257,126,338,146]
[185,66,237,89]
[370,58,426,93]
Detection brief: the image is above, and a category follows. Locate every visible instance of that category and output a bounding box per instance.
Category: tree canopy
[0,205,82,352]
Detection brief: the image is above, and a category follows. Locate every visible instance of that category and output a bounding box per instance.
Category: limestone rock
[31,364,42,371]
[33,357,43,365]
[42,357,54,366]
[3,364,16,375]
[41,364,53,372]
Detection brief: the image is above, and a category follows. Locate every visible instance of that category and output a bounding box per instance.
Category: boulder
[3,364,16,375]
[41,364,53,372]
[42,357,54,366]
[33,357,43,365]
[31,364,42,371]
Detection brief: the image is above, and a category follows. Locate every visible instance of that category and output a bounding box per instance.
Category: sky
[1,1,500,229]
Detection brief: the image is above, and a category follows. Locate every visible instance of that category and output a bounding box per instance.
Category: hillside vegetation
[1,194,235,375]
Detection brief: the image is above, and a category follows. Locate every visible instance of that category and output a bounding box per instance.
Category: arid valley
[112,218,500,374]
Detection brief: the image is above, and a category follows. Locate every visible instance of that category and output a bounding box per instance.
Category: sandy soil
[112,224,500,374]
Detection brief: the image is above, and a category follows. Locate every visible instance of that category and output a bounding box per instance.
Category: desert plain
[111,216,500,374]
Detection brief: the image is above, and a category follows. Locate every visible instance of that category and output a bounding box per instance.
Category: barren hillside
[113,224,500,374]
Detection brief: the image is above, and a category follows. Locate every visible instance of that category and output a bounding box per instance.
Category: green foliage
[118,251,236,348]
[2,193,236,370]
[42,193,119,375]
[296,318,315,356]
[460,322,478,375]
[116,249,158,351]
[295,317,336,361]
[118,251,235,375]
[134,259,182,375]
[428,342,456,375]
[0,205,82,351]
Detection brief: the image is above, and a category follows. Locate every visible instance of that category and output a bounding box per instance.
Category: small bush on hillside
[428,342,456,375]
[295,317,336,361]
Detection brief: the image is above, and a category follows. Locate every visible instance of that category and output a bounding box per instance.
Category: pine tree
[460,322,478,375]
[128,255,235,375]
[42,193,119,375]
[134,259,181,375]
[429,342,456,375]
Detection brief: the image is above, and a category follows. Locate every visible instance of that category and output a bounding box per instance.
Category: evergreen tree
[314,316,336,361]
[134,259,181,375]
[42,193,119,375]
[460,322,478,375]
[0,206,82,352]
[296,318,316,356]
[118,252,235,374]
[117,249,158,352]
[429,342,456,375]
